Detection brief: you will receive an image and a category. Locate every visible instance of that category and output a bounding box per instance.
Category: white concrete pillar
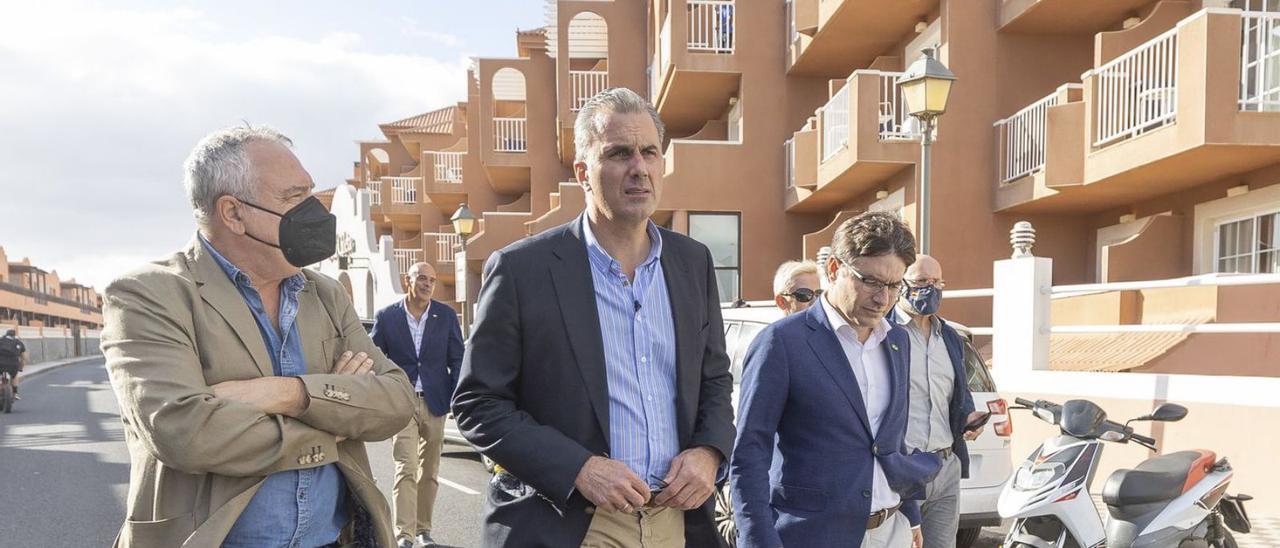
[993,222,1053,374]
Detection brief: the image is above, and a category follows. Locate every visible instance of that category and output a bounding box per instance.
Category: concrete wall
[3,325,101,365]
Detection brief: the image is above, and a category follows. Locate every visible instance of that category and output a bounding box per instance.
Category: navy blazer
[371,299,463,416]
[731,303,942,548]
[937,317,978,478]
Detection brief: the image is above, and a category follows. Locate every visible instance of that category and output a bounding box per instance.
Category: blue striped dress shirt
[581,215,680,488]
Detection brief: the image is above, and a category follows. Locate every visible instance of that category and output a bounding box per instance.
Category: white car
[718,303,1012,548]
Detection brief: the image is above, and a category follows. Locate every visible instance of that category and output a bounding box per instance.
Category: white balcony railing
[1093,27,1179,147]
[387,177,420,204]
[493,117,527,152]
[393,248,421,277]
[433,152,465,183]
[570,70,608,112]
[425,232,463,264]
[366,179,382,206]
[820,84,850,162]
[1241,12,1280,112]
[687,0,734,54]
[995,88,1074,184]
[876,71,915,141]
[784,138,795,189]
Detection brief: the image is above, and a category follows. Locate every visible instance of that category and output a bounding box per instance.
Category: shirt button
[862,488,873,498]
[872,444,880,455]
[641,357,648,363]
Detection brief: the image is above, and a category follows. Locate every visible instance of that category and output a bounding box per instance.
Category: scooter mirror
[1147,402,1188,422]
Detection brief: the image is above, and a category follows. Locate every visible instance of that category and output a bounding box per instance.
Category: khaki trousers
[392,396,446,540]
[580,506,685,548]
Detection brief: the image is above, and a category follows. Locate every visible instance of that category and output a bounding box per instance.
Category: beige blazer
[101,237,416,547]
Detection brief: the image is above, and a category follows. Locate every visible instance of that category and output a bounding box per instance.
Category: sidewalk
[20,354,103,379]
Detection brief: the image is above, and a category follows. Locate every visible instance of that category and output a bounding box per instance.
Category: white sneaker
[396,537,414,548]
[415,532,437,547]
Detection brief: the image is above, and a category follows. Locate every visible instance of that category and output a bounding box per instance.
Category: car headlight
[1013,463,1065,491]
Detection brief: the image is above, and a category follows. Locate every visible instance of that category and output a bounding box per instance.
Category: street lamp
[898,46,955,255]
[450,203,478,338]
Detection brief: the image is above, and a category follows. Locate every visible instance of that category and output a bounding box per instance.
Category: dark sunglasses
[782,287,824,303]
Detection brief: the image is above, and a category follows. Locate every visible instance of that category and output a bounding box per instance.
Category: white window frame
[1212,208,1280,273]
[1192,183,1280,274]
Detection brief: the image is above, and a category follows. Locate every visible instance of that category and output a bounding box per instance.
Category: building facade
[337,0,1280,374]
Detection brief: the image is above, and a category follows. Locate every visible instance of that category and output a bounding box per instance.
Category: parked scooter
[998,398,1252,547]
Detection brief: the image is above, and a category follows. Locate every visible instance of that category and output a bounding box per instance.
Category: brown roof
[1048,314,1213,372]
[381,106,457,135]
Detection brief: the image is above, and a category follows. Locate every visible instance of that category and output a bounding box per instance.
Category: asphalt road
[0,359,491,547]
[0,359,1013,547]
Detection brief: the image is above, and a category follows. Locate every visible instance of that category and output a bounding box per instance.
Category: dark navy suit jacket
[730,303,943,548]
[370,299,463,416]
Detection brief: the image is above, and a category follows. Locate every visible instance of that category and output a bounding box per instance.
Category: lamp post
[897,46,955,255]
[450,203,477,337]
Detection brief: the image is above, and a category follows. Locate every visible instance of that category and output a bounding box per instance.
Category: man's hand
[654,446,720,510]
[963,410,987,441]
[333,351,375,375]
[211,376,308,417]
[912,525,923,548]
[574,456,650,513]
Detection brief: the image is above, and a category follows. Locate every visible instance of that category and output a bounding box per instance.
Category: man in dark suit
[731,212,942,548]
[372,261,464,548]
[452,87,735,548]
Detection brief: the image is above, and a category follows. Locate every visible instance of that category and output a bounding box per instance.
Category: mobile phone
[963,411,992,432]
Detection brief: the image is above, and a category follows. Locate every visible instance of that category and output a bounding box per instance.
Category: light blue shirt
[200,236,347,548]
[581,216,680,488]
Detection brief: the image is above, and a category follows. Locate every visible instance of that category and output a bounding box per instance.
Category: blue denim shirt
[200,236,347,548]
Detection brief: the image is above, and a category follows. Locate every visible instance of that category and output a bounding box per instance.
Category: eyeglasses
[843,264,905,295]
[904,278,946,289]
[781,287,823,303]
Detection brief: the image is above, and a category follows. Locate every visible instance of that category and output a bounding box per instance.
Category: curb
[20,355,103,381]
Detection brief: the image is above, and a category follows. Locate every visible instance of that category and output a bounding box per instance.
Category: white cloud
[0,1,471,290]
[399,16,462,47]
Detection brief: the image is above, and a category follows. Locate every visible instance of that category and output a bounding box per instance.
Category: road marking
[440,476,480,495]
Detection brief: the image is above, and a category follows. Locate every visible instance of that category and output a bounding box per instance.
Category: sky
[0,0,546,291]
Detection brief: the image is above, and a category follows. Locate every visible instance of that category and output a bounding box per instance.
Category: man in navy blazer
[731,211,942,548]
[371,261,464,548]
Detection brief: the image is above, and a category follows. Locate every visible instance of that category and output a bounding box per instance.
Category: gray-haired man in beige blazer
[101,125,416,547]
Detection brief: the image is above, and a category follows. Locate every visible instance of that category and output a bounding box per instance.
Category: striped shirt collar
[580,213,663,277]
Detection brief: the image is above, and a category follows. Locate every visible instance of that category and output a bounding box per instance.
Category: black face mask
[239,196,337,267]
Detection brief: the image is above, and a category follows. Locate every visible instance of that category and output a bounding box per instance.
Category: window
[1215,210,1280,273]
[688,212,740,302]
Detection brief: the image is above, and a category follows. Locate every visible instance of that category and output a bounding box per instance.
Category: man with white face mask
[894,255,988,548]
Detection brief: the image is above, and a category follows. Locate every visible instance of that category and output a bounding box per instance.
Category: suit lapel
[876,327,905,443]
[550,222,611,442]
[296,279,328,374]
[659,239,697,443]
[187,238,273,377]
[804,304,873,436]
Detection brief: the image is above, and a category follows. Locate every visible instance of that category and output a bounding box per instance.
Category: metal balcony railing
[994,87,1079,184]
[1093,27,1179,147]
[433,152,465,183]
[366,180,382,206]
[425,232,463,264]
[387,177,420,204]
[876,71,915,141]
[493,117,527,152]
[820,84,850,162]
[570,70,608,111]
[393,248,421,277]
[687,0,735,54]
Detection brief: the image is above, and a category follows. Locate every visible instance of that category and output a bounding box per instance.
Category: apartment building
[0,245,102,330]
[340,0,1280,374]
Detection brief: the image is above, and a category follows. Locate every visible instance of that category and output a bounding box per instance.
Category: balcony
[569,70,608,112]
[476,56,544,194]
[365,179,383,207]
[1000,0,1156,34]
[787,0,937,77]
[423,150,467,214]
[997,8,1280,213]
[464,211,534,261]
[787,70,918,213]
[388,177,419,205]
[527,182,588,236]
[652,0,742,137]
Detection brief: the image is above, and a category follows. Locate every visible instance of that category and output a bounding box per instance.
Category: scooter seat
[1103,450,1216,507]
